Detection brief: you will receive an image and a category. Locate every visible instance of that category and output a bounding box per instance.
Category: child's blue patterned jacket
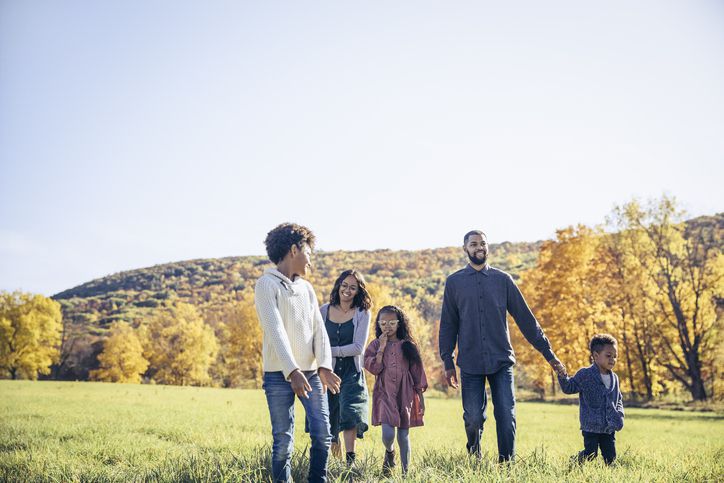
[558,364,624,434]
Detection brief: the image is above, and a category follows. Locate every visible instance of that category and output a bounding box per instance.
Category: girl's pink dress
[364,339,428,429]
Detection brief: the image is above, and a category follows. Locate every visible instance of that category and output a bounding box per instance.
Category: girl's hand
[419,393,425,416]
[378,333,388,348]
[376,334,387,361]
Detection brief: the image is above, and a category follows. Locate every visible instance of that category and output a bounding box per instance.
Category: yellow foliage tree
[0,291,62,380]
[518,226,615,395]
[608,197,723,401]
[90,323,149,383]
[518,197,723,401]
[599,227,666,399]
[218,294,263,387]
[142,302,219,386]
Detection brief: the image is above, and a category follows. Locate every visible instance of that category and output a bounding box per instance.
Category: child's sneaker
[382,449,395,476]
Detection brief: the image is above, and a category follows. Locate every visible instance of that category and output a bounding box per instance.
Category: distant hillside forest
[13,201,718,402]
[51,241,541,381]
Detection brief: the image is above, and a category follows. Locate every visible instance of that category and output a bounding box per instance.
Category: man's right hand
[445,368,459,389]
[289,370,312,399]
[549,357,567,377]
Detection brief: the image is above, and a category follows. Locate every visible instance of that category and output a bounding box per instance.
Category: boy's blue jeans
[263,371,331,483]
[460,364,516,462]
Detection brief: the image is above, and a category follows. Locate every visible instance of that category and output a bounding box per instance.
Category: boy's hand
[319,367,341,394]
[289,369,312,399]
[549,357,567,377]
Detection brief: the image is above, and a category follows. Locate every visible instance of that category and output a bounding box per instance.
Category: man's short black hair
[590,333,618,353]
[464,230,487,245]
[264,223,316,264]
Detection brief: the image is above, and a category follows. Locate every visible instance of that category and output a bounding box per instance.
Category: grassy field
[1,381,722,482]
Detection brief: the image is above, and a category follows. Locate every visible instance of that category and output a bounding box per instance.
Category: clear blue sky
[1,1,723,296]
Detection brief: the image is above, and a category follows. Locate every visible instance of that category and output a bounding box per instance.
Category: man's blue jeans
[263,371,331,483]
[460,364,516,462]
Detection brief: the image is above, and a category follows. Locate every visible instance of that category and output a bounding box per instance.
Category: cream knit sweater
[255,268,332,379]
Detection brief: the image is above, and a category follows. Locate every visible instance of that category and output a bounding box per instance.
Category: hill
[49,241,541,379]
[47,212,721,383]
[53,241,542,329]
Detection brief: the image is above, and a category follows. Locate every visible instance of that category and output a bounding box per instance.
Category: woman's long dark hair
[329,269,372,311]
[375,305,422,365]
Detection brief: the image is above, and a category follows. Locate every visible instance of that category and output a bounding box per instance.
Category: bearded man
[438,230,565,462]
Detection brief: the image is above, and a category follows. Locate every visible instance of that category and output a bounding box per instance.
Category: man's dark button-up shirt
[439,264,555,375]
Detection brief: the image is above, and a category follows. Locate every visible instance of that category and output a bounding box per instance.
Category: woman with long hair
[319,269,372,465]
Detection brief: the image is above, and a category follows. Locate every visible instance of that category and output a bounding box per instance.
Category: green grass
[1,381,722,482]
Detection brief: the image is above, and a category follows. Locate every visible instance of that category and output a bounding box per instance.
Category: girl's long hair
[329,269,372,311]
[375,305,422,366]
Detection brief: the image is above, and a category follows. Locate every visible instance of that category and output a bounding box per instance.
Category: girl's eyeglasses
[379,320,399,327]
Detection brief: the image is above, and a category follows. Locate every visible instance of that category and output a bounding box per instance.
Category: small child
[558,333,625,465]
[364,305,427,476]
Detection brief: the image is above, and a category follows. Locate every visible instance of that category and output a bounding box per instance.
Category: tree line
[516,197,722,401]
[1,196,721,401]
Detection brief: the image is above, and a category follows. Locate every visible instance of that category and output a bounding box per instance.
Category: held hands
[549,357,567,377]
[444,368,459,389]
[419,393,425,416]
[319,367,341,395]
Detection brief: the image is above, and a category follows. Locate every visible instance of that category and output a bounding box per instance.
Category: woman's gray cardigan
[319,304,371,373]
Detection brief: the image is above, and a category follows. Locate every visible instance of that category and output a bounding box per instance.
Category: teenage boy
[255,223,341,482]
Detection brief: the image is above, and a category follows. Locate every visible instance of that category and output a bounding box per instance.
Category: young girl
[364,305,427,476]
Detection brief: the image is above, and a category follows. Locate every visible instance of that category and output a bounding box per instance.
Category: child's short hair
[590,333,618,353]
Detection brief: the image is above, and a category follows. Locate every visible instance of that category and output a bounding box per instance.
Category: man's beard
[467,250,488,266]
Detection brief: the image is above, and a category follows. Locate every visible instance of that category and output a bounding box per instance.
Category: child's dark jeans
[579,431,616,465]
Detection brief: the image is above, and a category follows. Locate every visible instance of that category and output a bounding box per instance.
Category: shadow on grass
[625,412,724,423]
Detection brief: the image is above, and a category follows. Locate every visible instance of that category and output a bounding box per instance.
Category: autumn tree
[517,226,615,395]
[0,291,63,380]
[90,323,149,383]
[608,197,723,401]
[599,228,665,399]
[142,302,219,386]
[217,294,263,387]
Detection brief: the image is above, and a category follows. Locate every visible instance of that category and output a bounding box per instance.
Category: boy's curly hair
[590,333,618,353]
[264,223,316,264]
